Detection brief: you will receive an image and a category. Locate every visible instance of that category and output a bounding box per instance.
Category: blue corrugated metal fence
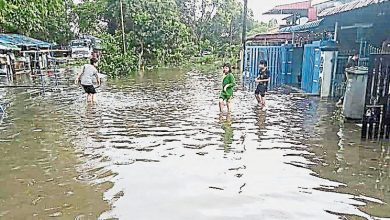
[243,45,292,91]
[244,41,325,95]
[281,45,294,85]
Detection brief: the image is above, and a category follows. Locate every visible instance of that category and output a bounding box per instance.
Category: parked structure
[0,34,52,48]
[0,42,20,80]
[70,35,102,59]
[0,34,54,75]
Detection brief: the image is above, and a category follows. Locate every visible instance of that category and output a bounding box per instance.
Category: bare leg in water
[92,94,97,104]
[255,94,263,106]
[86,94,91,104]
[226,100,232,113]
[261,95,266,106]
[219,99,225,112]
[86,94,95,104]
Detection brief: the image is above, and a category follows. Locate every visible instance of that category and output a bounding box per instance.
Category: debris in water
[239,183,246,194]
[48,212,62,217]
[31,197,42,205]
[196,152,208,156]
[209,186,224,191]
[135,159,160,163]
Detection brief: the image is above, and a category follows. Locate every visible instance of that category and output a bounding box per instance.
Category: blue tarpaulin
[0,34,53,48]
[0,42,20,51]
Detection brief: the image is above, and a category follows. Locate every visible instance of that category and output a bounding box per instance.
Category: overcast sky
[248,0,301,22]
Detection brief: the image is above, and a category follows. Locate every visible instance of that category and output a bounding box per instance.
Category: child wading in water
[219,63,236,113]
[255,60,271,107]
[75,58,101,104]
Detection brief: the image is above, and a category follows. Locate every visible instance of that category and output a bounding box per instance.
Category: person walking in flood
[255,60,271,107]
[219,63,235,113]
[75,58,100,104]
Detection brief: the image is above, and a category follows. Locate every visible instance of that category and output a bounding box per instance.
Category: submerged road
[0,68,389,219]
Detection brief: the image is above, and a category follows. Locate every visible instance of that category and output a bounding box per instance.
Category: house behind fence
[244,0,390,140]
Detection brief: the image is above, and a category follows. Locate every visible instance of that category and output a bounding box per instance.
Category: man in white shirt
[75,58,101,104]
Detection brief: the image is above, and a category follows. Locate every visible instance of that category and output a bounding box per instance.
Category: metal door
[301,41,321,94]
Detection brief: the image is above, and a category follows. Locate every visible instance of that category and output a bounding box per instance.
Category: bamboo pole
[120,0,126,55]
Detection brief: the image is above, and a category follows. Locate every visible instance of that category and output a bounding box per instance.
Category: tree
[73,0,107,35]
[1,0,257,75]
[247,21,269,37]
[119,0,193,66]
[0,0,73,44]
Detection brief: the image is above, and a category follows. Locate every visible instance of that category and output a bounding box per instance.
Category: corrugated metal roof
[312,0,333,6]
[319,0,389,17]
[274,1,311,10]
[279,19,324,32]
[0,42,20,51]
[247,32,294,42]
[0,34,53,48]
[264,1,311,14]
[282,14,295,20]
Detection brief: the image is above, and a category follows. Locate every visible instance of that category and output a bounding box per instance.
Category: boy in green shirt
[219,63,236,113]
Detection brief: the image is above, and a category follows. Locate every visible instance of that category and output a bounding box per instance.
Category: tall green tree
[0,0,74,44]
[99,0,194,70]
[73,0,107,35]
[0,0,260,75]
[175,0,249,57]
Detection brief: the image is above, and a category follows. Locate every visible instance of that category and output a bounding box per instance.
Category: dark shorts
[82,85,96,94]
[220,94,232,101]
[255,84,267,97]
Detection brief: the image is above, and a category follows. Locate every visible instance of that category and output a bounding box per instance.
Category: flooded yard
[0,68,389,219]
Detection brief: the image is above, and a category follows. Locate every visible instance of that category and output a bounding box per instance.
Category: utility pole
[241,0,248,71]
[242,0,248,46]
[334,21,339,42]
[120,0,126,54]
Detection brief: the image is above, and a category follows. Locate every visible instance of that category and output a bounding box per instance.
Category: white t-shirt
[80,64,98,85]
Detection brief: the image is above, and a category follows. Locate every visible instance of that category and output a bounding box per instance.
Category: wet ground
[0,68,389,220]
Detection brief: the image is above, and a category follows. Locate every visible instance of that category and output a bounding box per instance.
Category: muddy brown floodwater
[0,67,389,220]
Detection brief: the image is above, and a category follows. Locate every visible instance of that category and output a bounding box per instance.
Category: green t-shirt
[221,73,236,98]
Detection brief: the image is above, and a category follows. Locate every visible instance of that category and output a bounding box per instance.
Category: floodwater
[0,67,389,220]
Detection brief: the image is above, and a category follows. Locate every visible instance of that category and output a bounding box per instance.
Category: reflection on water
[219,113,233,152]
[305,101,390,218]
[255,107,267,140]
[0,67,389,220]
[0,90,110,219]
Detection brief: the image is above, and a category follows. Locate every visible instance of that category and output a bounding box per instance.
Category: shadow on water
[0,67,389,219]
